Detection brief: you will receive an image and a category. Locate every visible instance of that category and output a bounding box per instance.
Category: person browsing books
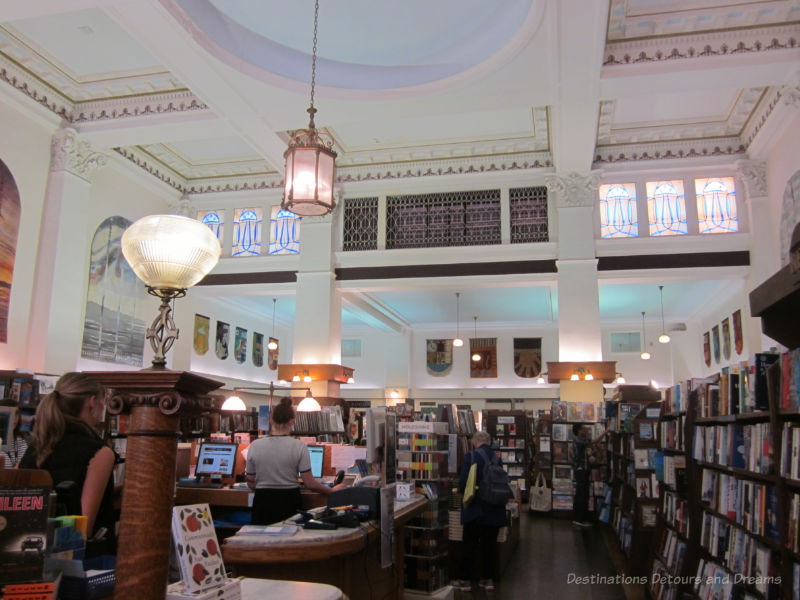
[19,372,116,557]
[451,431,508,593]
[572,423,607,527]
[245,397,346,525]
[3,406,29,468]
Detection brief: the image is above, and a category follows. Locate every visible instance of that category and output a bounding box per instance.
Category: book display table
[241,578,343,600]
[222,495,428,600]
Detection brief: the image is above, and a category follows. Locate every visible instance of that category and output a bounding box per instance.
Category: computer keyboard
[176,479,225,489]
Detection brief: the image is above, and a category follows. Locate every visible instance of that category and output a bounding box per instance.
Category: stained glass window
[197,210,224,244]
[646,180,687,236]
[269,206,300,255]
[232,207,262,256]
[695,177,738,234]
[599,183,638,238]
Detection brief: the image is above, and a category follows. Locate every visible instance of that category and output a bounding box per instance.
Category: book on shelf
[638,422,654,441]
[171,504,227,594]
[0,484,50,584]
[781,423,800,480]
[551,424,568,442]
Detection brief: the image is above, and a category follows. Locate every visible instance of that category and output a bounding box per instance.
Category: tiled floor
[452,514,639,600]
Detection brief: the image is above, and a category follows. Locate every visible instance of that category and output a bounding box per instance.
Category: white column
[736,160,777,352]
[25,127,107,373]
[293,214,341,365]
[546,171,603,361]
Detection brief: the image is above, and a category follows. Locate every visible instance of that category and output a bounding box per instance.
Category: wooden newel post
[84,370,223,600]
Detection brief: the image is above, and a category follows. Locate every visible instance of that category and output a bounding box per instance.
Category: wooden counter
[174,486,327,510]
[222,495,428,600]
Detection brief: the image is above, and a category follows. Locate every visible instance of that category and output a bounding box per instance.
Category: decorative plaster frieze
[607,0,799,41]
[594,137,746,164]
[781,170,800,267]
[545,172,601,208]
[183,174,282,195]
[51,127,107,179]
[604,24,800,66]
[735,160,767,199]
[741,87,783,149]
[72,91,208,123]
[0,52,72,118]
[143,143,270,179]
[113,147,186,193]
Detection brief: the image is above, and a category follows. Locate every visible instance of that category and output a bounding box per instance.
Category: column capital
[735,159,767,198]
[545,170,602,208]
[168,194,193,217]
[50,126,106,180]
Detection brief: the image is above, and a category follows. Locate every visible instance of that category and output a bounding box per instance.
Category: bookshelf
[532,414,553,511]
[485,410,529,498]
[396,420,451,594]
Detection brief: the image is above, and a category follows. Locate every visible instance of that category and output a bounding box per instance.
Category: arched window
[0,159,20,343]
[269,206,301,255]
[696,177,738,234]
[81,216,147,366]
[232,207,262,256]
[198,209,224,243]
[647,180,687,236]
[599,183,638,238]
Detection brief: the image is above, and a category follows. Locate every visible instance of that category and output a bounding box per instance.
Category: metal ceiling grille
[342,197,379,251]
[510,186,548,243]
[386,189,501,249]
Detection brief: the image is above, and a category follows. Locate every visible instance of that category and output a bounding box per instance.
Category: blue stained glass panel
[599,183,638,238]
[269,206,300,255]
[696,177,738,234]
[232,207,262,257]
[647,180,687,236]
[198,210,224,243]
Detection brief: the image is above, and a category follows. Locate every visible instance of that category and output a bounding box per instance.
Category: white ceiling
[0,0,796,335]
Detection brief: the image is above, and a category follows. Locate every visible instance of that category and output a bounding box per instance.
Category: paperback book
[172,504,227,593]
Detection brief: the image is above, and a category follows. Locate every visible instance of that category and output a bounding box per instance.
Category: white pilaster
[25,126,107,373]
[547,172,603,361]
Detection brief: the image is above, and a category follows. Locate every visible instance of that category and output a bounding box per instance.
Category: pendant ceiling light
[658,285,671,344]
[268,298,278,350]
[281,0,337,217]
[453,292,464,347]
[471,316,481,362]
[296,389,321,412]
[640,311,651,360]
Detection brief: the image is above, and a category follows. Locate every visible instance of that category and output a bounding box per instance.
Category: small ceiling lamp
[453,292,464,347]
[121,214,221,368]
[570,373,580,381]
[536,372,547,384]
[303,371,312,383]
[292,373,301,382]
[389,390,400,399]
[616,373,626,384]
[296,390,321,412]
[471,316,481,362]
[584,372,594,381]
[347,376,355,384]
[221,395,246,411]
[281,0,337,217]
[268,298,279,350]
[658,285,670,344]
[640,311,651,360]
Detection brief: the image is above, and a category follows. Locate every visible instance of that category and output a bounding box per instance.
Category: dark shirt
[20,421,116,553]
[458,444,508,527]
[573,434,590,472]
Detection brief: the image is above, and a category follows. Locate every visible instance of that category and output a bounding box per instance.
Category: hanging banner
[267,337,279,370]
[513,338,542,378]
[703,331,711,367]
[252,332,264,367]
[721,317,731,361]
[215,321,230,360]
[426,339,453,376]
[470,337,497,378]
[234,327,247,364]
[193,314,210,356]
[732,309,744,355]
[711,325,721,364]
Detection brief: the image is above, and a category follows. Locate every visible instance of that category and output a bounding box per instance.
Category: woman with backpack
[451,430,509,593]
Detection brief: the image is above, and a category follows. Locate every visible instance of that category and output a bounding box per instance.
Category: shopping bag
[463,461,478,507]
[529,472,552,512]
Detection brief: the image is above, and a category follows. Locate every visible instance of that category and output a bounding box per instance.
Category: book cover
[633,449,649,469]
[730,426,746,469]
[551,442,569,464]
[171,504,226,593]
[753,353,780,411]
[0,486,50,584]
[765,486,780,542]
[638,422,654,441]
[551,424,568,442]
[551,401,567,422]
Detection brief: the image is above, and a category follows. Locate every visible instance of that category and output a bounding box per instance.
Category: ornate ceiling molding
[141,143,271,179]
[51,126,107,180]
[597,88,765,146]
[604,24,800,66]
[0,51,71,118]
[545,171,601,208]
[741,87,782,149]
[72,91,208,123]
[113,146,186,193]
[594,137,746,164]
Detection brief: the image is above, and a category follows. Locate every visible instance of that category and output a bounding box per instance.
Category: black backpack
[476,448,513,506]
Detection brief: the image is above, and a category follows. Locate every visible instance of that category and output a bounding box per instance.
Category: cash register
[177,441,239,488]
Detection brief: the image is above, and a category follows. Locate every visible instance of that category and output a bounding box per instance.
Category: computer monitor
[194,442,238,479]
[307,445,325,479]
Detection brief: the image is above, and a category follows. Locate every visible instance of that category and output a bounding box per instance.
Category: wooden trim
[597,251,749,271]
[198,271,297,286]
[335,259,557,280]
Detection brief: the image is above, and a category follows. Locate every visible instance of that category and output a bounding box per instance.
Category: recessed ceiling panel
[165,137,262,164]
[9,8,162,78]
[599,281,726,320]
[613,90,736,126]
